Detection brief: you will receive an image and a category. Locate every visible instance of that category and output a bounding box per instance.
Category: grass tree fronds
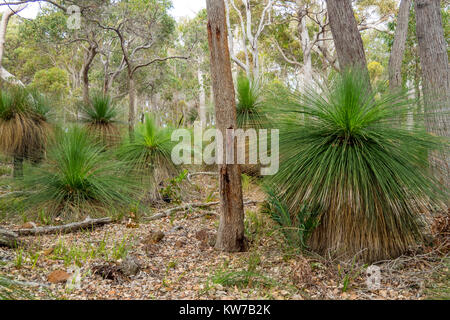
[0,87,51,170]
[21,126,138,221]
[266,69,448,262]
[236,73,267,130]
[80,92,121,147]
[118,114,179,200]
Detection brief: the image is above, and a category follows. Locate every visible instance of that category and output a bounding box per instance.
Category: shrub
[0,87,51,177]
[262,186,319,251]
[266,69,447,262]
[22,126,137,220]
[118,114,178,200]
[80,93,120,147]
[236,73,266,130]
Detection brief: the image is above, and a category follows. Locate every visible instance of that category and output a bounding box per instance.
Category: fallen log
[0,228,22,248]
[147,200,262,221]
[17,217,112,236]
[187,172,218,183]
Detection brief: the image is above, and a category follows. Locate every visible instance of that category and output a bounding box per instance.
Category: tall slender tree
[206,0,246,252]
[415,0,449,189]
[325,0,370,85]
[389,0,411,91]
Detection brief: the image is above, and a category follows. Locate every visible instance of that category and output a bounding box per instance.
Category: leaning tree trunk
[0,8,14,70]
[389,0,411,91]
[206,0,246,252]
[128,72,136,141]
[81,44,98,107]
[415,0,450,191]
[325,0,371,86]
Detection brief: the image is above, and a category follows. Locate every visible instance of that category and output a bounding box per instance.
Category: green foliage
[236,73,267,129]
[266,69,447,262]
[262,186,319,250]
[119,114,178,197]
[31,67,69,99]
[160,169,188,204]
[0,276,33,300]
[81,93,120,147]
[21,126,137,220]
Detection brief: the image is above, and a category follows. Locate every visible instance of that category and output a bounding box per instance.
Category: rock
[20,222,37,229]
[144,230,165,244]
[119,255,141,276]
[48,270,71,284]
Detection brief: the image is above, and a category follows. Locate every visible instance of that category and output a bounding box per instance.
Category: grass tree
[267,70,447,262]
[0,87,51,178]
[22,126,137,221]
[80,93,120,147]
[236,73,266,130]
[118,114,178,200]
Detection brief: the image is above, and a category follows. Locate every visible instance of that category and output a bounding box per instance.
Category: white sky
[1,0,206,20]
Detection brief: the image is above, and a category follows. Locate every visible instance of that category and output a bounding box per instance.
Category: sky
[1,0,206,20]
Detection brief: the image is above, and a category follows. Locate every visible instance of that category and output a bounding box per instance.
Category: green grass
[21,126,138,220]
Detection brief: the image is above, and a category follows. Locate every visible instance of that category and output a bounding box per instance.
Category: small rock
[120,255,141,276]
[48,270,71,284]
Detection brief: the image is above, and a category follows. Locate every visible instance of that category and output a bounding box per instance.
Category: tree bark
[128,73,136,141]
[389,0,411,91]
[80,43,98,106]
[325,0,370,85]
[0,8,14,69]
[206,0,246,252]
[415,0,450,189]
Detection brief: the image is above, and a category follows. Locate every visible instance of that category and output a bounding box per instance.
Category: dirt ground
[0,174,448,300]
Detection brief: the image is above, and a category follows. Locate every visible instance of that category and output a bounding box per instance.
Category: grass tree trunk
[415,0,450,190]
[389,0,411,91]
[13,156,23,178]
[325,0,371,86]
[206,0,246,252]
[81,44,98,107]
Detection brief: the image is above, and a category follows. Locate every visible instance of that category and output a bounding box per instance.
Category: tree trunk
[206,0,246,252]
[13,156,23,178]
[415,0,449,189]
[128,73,136,141]
[0,8,14,69]
[325,0,370,85]
[198,67,207,126]
[389,0,411,91]
[81,44,98,106]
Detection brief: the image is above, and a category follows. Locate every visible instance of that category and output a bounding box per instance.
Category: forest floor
[0,173,449,300]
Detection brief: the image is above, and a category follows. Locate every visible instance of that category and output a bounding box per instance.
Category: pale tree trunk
[206,0,246,252]
[298,4,312,86]
[389,0,411,91]
[128,73,136,141]
[326,0,370,86]
[415,0,449,189]
[0,8,14,68]
[197,67,207,126]
[0,6,25,87]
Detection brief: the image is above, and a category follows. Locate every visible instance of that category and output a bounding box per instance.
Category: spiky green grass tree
[22,126,137,220]
[118,114,178,200]
[236,73,267,130]
[267,70,447,262]
[80,93,120,147]
[236,73,268,175]
[0,87,51,178]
